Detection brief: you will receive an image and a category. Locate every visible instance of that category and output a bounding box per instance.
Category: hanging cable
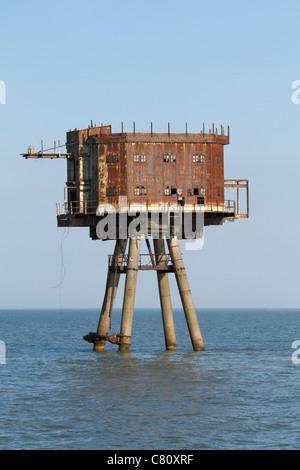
[51,227,69,311]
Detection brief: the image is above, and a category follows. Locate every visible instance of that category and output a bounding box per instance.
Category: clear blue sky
[0,0,299,309]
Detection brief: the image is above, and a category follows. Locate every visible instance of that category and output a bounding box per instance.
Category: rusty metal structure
[22,121,249,352]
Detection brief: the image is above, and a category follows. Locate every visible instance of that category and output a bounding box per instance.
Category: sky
[0,0,299,310]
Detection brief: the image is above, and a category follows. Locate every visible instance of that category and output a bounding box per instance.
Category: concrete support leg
[153,238,177,351]
[118,237,141,352]
[167,235,205,351]
[94,239,127,351]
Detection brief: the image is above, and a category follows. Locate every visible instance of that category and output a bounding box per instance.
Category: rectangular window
[188,188,200,196]
[164,155,169,162]
[134,187,140,196]
[107,187,120,196]
[193,155,198,163]
[140,155,147,162]
[200,188,207,196]
[164,187,170,196]
[133,155,140,162]
[170,155,176,162]
[171,188,177,195]
[215,154,221,163]
[106,155,119,163]
[177,188,182,196]
[141,186,147,195]
[200,154,206,163]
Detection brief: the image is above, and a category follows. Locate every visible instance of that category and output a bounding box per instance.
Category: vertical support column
[94,239,127,351]
[167,235,205,351]
[237,182,240,215]
[153,238,177,351]
[118,237,141,352]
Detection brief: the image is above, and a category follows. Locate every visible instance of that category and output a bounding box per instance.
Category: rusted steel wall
[208,143,224,208]
[100,137,226,209]
[89,140,99,204]
[65,126,112,210]
[65,127,228,211]
[98,140,127,207]
[66,130,79,205]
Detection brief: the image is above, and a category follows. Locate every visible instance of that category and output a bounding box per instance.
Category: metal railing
[56,200,99,216]
[224,179,249,218]
[56,199,238,217]
[108,253,173,271]
[55,178,249,219]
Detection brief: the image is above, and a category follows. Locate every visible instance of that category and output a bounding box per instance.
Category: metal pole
[154,238,177,350]
[167,235,205,351]
[247,180,249,217]
[119,237,141,352]
[94,239,127,351]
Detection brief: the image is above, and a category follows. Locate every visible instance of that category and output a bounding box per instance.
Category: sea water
[0,308,299,450]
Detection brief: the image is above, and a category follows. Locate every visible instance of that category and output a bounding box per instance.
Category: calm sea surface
[0,308,300,450]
